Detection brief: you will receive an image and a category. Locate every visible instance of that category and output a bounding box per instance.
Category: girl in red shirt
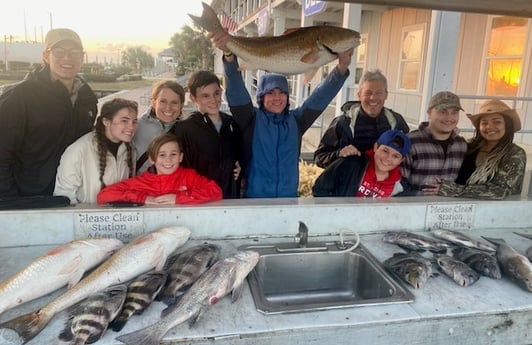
[97,133,222,205]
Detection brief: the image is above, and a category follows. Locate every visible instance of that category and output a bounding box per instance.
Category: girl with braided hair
[437,99,526,200]
[54,98,138,204]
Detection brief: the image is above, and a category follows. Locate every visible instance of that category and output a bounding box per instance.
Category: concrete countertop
[0,230,530,345]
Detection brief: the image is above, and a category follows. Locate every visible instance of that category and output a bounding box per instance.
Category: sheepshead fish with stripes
[452,247,501,279]
[158,243,221,305]
[382,230,451,253]
[110,271,167,332]
[58,284,127,345]
[383,251,433,289]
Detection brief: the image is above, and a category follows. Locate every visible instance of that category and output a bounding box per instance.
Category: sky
[0,0,206,63]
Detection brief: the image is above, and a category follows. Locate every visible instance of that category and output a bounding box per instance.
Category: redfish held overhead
[189,2,360,82]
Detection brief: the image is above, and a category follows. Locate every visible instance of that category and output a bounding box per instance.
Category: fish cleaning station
[0,195,531,344]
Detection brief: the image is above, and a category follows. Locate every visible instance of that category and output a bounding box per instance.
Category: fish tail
[110,314,130,332]
[115,326,162,345]
[0,310,51,343]
[188,2,224,34]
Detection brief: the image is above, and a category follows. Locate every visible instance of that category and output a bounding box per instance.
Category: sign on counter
[425,204,475,231]
[75,211,144,242]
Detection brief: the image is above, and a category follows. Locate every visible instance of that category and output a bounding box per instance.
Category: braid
[94,118,108,190]
[126,143,134,177]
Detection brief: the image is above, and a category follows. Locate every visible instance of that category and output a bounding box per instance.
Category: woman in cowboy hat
[437,99,526,200]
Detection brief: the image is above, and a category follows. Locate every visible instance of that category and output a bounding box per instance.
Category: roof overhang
[322,0,532,18]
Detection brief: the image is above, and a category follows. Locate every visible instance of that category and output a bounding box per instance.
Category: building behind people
[313,129,411,197]
[134,80,185,174]
[170,70,242,198]
[314,69,410,169]
[437,99,526,200]
[399,91,467,196]
[0,28,97,197]
[54,98,138,204]
[98,133,222,205]
[210,29,353,198]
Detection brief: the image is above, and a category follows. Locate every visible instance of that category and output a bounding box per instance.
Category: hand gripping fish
[0,226,191,343]
[115,250,260,345]
[189,2,360,82]
[0,238,123,316]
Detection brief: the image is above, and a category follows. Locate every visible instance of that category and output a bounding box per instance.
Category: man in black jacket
[314,69,410,168]
[0,28,97,197]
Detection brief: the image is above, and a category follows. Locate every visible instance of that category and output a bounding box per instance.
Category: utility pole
[3,35,8,72]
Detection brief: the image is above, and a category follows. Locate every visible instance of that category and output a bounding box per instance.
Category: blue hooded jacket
[224,59,349,198]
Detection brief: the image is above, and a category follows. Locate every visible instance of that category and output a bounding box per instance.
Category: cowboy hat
[467,99,521,132]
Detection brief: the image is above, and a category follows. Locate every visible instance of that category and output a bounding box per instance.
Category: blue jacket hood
[256,73,289,106]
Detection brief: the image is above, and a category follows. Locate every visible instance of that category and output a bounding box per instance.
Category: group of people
[0,27,526,208]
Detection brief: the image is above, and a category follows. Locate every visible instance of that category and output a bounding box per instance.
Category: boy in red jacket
[97,133,222,205]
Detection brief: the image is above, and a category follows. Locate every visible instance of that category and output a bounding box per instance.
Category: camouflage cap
[428,91,463,111]
[44,28,83,50]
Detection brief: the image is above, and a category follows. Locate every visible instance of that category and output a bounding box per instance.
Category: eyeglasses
[49,47,83,59]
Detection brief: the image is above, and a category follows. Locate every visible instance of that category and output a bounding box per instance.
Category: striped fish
[110,271,167,332]
[58,284,127,345]
[158,244,221,305]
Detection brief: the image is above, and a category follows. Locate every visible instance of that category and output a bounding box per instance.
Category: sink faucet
[295,221,309,248]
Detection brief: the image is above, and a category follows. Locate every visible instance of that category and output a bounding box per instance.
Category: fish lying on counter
[110,271,168,332]
[431,229,496,252]
[0,238,123,316]
[513,232,532,261]
[0,225,191,343]
[382,231,450,253]
[59,284,127,345]
[452,247,501,280]
[189,2,360,82]
[434,253,480,287]
[158,243,221,305]
[482,237,532,293]
[383,252,433,289]
[115,250,260,345]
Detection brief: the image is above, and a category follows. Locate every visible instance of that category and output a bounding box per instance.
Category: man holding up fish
[210,30,353,198]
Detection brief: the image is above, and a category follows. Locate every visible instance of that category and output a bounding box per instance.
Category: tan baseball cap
[44,28,83,50]
[428,91,463,111]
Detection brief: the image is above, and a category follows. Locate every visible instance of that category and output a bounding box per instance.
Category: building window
[483,16,528,97]
[355,34,368,84]
[398,24,426,90]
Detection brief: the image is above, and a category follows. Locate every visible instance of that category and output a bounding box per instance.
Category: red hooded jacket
[97,167,222,205]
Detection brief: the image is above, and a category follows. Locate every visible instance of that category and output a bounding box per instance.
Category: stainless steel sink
[238,241,415,314]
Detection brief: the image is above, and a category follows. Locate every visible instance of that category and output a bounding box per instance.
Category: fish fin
[303,68,319,84]
[188,2,224,34]
[152,245,168,271]
[64,254,84,288]
[115,326,161,345]
[282,28,301,35]
[237,60,252,71]
[0,310,51,343]
[513,232,532,240]
[481,236,505,246]
[231,283,244,303]
[58,325,73,341]
[300,48,321,64]
[161,300,179,318]
[159,293,181,306]
[110,315,129,332]
[188,307,206,328]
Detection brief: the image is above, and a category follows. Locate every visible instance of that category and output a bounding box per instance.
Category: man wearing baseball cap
[399,91,467,196]
[0,28,97,198]
[313,129,411,198]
